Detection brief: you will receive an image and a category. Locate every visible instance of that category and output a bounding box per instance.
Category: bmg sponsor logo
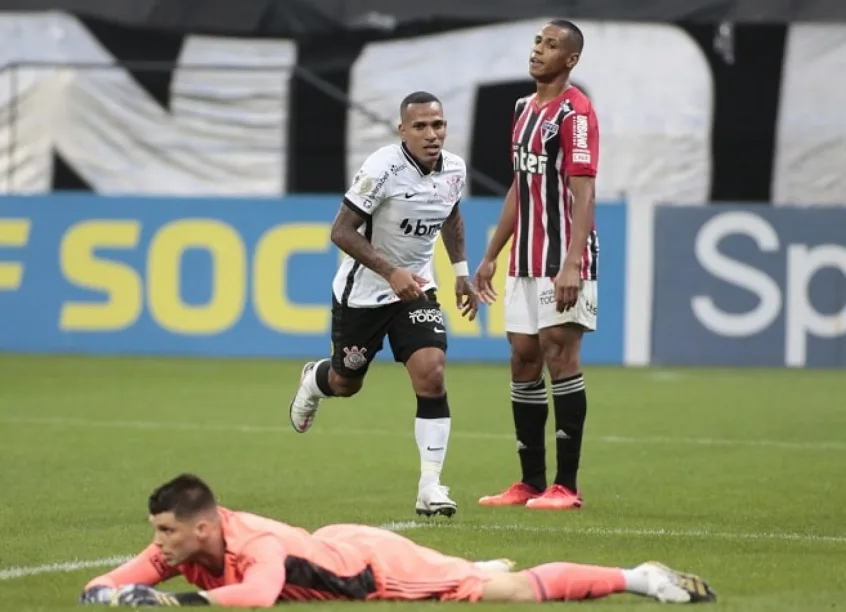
[400,218,443,237]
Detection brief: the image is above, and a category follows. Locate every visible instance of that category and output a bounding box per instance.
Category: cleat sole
[415,506,457,518]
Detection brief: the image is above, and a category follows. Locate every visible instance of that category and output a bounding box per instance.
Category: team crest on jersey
[540,120,559,142]
[445,175,464,202]
[559,100,575,120]
[342,346,368,370]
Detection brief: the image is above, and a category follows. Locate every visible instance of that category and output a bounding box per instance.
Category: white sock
[415,417,450,491]
[621,568,650,596]
[302,359,329,398]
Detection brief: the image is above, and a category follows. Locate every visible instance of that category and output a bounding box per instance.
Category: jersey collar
[401,142,443,175]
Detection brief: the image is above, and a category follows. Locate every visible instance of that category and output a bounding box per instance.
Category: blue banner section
[0,195,626,363]
[651,206,846,367]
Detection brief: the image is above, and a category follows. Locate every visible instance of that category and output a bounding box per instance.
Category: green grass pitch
[1,355,844,610]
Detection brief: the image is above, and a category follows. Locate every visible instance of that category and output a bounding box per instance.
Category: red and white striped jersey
[508,86,599,279]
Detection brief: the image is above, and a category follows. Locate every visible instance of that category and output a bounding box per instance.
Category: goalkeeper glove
[79,585,116,605]
[115,584,210,606]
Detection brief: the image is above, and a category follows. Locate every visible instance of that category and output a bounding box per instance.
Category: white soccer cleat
[636,561,717,604]
[415,484,457,518]
[473,558,516,573]
[289,362,322,433]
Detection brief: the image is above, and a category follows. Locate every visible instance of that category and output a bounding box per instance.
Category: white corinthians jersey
[333,143,467,308]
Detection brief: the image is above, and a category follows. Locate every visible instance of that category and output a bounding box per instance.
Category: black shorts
[331,289,448,378]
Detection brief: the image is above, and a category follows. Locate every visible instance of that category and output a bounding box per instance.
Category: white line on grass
[598,435,846,451]
[389,522,846,544]
[2,522,843,583]
[0,555,132,581]
[3,416,845,451]
[646,371,688,382]
[0,523,411,582]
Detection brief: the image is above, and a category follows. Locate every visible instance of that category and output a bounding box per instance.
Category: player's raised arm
[79,543,178,604]
[474,181,516,304]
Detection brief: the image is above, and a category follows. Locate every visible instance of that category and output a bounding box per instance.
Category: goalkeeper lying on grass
[80,473,716,607]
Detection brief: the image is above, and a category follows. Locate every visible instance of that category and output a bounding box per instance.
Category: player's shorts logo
[539,289,556,305]
[342,346,368,370]
[407,308,444,325]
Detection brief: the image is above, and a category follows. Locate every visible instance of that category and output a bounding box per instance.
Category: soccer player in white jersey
[288,91,477,517]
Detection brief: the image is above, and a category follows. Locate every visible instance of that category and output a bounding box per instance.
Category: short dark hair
[399,91,441,117]
[148,473,216,519]
[548,19,584,53]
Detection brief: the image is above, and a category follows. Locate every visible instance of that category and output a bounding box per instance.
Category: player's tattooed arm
[440,203,467,264]
[330,203,397,280]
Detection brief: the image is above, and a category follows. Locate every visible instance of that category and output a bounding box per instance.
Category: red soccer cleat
[478,482,542,507]
[525,484,583,510]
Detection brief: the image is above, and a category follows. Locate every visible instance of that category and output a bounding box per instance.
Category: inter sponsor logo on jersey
[512,144,548,175]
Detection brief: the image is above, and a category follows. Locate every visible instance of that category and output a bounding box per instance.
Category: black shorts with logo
[331,289,448,378]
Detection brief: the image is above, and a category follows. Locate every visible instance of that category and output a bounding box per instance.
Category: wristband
[452,261,469,277]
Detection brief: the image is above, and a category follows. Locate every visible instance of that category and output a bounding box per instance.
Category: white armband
[452,261,469,277]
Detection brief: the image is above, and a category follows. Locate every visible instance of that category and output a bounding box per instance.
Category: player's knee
[508,335,543,380]
[407,349,445,395]
[511,579,540,602]
[482,574,538,603]
[543,346,580,379]
[417,362,445,395]
[510,352,543,381]
[540,326,582,376]
[329,370,364,397]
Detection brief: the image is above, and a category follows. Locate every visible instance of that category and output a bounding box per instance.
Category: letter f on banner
[0,219,30,291]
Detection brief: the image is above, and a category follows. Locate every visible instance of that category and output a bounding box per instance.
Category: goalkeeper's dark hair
[148,473,217,518]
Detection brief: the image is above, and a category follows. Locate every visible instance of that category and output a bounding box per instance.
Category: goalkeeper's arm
[196,536,287,608]
[80,543,178,604]
[81,537,286,608]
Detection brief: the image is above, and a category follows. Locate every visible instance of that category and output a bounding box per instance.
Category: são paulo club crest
[540,120,559,142]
